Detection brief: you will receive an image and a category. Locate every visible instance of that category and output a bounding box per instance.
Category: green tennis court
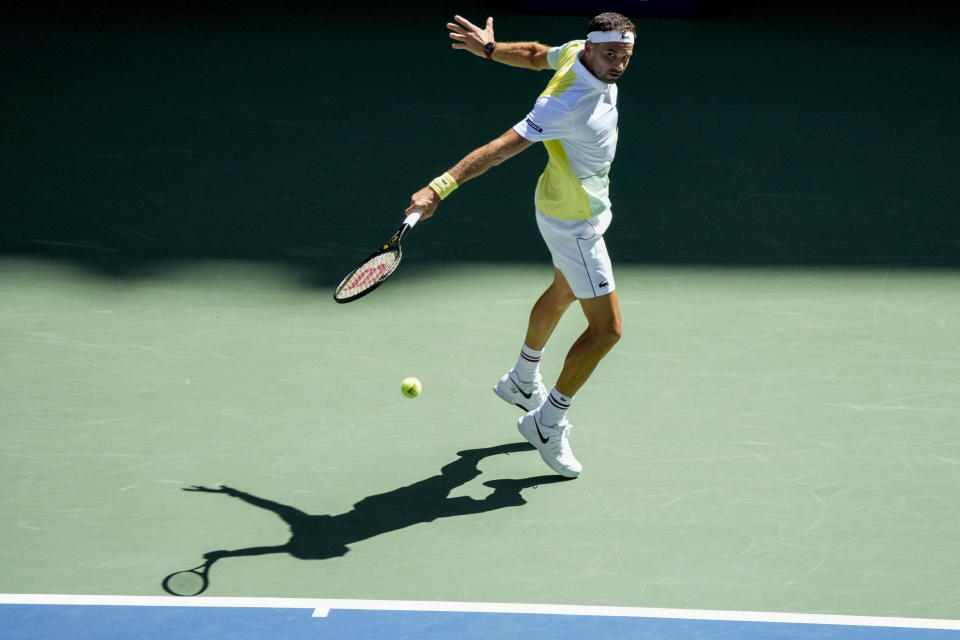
[2,0,959,632]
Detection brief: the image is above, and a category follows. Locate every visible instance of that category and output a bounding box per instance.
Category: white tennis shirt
[513,40,619,221]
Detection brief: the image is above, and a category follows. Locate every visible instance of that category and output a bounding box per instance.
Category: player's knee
[592,319,622,348]
[606,321,623,346]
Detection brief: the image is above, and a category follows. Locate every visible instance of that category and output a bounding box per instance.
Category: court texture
[1,1,958,638]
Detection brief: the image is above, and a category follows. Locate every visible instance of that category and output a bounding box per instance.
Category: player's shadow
[168,442,568,593]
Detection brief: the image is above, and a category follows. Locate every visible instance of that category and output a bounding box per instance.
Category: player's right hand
[405,186,440,221]
[447,15,495,58]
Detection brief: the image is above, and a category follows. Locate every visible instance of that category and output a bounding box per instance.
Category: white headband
[587,30,635,44]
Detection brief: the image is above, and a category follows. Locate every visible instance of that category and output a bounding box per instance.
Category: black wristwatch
[483,41,497,60]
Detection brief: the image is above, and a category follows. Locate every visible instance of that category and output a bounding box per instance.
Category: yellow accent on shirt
[540,42,580,98]
[537,140,593,220]
[537,42,593,220]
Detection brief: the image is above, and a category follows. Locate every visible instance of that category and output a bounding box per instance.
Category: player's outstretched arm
[447,15,551,71]
[405,128,534,221]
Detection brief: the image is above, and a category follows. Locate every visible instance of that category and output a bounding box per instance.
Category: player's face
[582,41,633,84]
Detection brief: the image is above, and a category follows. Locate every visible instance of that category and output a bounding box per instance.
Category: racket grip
[404,211,423,228]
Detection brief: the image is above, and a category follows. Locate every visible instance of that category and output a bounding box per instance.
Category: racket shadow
[167,442,571,594]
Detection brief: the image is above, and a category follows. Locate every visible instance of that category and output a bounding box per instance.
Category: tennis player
[405,12,635,478]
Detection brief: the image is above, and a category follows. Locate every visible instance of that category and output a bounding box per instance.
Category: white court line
[1,594,959,631]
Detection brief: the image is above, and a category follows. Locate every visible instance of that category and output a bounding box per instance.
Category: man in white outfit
[405,12,635,478]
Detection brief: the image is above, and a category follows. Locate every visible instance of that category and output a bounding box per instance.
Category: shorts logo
[526,118,543,133]
[599,280,609,288]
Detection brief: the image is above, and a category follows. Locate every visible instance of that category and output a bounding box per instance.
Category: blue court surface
[3,596,960,640]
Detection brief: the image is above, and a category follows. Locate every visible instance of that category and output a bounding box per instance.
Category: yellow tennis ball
[401,377,422,398]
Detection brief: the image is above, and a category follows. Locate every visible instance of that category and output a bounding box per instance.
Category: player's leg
[554,289,622,397]
[517,290,621,478]
[494,269,575,412]
[515,211,619,477]
[523,267,577,351]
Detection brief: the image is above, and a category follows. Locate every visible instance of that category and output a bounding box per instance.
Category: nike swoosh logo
[534,416,550,444]
[509,375,533,400]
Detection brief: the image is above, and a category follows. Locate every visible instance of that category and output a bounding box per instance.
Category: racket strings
[336,251,398,299]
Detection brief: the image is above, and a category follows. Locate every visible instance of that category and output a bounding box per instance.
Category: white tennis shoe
[517,411,581,478]
[493,371,548,413]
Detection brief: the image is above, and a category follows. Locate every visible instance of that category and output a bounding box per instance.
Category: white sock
[513,344,543,386]
[539,387,572,427]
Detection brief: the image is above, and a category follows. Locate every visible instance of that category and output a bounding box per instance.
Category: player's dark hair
[587,12,636,36]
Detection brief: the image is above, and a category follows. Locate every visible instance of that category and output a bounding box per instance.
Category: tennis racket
[162,557,216,596]
[334,212,422,303]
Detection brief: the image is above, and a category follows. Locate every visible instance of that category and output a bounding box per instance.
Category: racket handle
[404,211,423,229]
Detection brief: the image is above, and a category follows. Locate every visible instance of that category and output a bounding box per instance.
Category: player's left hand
[447,15,495,58]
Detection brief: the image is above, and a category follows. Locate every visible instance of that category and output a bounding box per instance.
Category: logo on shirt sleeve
[525,118,544,133]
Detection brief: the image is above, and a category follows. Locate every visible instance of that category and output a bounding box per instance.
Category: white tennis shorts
[536,208,615,299]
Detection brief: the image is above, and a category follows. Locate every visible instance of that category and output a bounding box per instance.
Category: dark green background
[3,1,958,281]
